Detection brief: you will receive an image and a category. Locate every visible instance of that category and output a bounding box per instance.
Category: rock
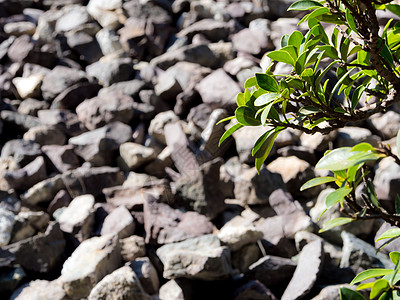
[100,205,135,239]
[148,110,180,145]
[1,156,47,191]
[231,243,261,273]
[144,197,213,245]
[0,266,25,294]
[1,110,43,132]
[232,28,273,55]
[196,69,241,108]
[218,216,263,251]
[374,157,400,201]
[267,156,318,198]
[119,142,157,170]
[60,234,122,299]
[47,190,71,216]
[66,28,104,64]
[95,28,123,56]
[244,255,297,287]
[12,74,43,99]
[281,240,324,300]
[154,71,183,102]
[368,111,400,139]
[58,194,95,242]
[9,279,67,300]
[41,145,80,173]
[98,79,146,99]
[41,65,88,101]
[177,18,232,42]
[86,58,134,87]
[120,235,146,262]
[0,190,20,214]
[37,109,86,137]
[234,167,286,205]
[54,5,91,32]
[4,21,36,36]
[130,257,159,295]
[88,265,151,300]
[159,279,189,300]
[76,92,135,130]
[69,122,132,166]
[174,158,226,219]
[17,98,49,116]
[87,0,124,30]
[311,284,354,300]
[233,280,278,300]
[0,207,15,246]
[300,131,337,152]
[21,174,64,205]
[335,127,381,148]
[23,125,66,146]
[51,82,102,110]
[11,210,50,243]
[5,222,65,273]
[340,231,392,272]
[156,234,233,280]
[375,222,400,254]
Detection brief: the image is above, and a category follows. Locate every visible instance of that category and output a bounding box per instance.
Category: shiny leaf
[300,176,336,191]
[350,269,394,285]
[319,217,355,233]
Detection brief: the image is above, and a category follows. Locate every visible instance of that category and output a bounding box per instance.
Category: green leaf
[267,49,295,66]
[252,129,274,156]
[340,34,351,60]
[370,279,390,299]
[244,77,258,89]
[317,45,339,59]
[261,101,275,126]
[376,228,400,242]
[255,131,279,173]
[254,93,279,106]
[366,180,380,208]
[378,291,393,300]
[350,269,394,285]
[315,60,338,89]
[237,92,246,107]
[216,115,235,125]
[298,7,330,25]
[218,123,243,146]
[281,34,289,48]
[288,0,323,11]
[390,252,400,265]
[325,187,352,208]
[351,85,366,111]
[288,31,304,52]
[317,13,346,25]
[340,287,366,300]
[319,217,355,233]
[380,40,395,68]
[346,8,358,34]
[356,282,376,291]
[235,106,261,126]
[349,45,363,57]
[255,73,280,93]
[328,68,354,103]
[301,68,315,86]
[316,147,382,171]
[300,176,336,191]
[332,26,339,48]
[386,4,400,18]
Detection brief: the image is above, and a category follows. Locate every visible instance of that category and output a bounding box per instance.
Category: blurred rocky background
[0,0,399,299]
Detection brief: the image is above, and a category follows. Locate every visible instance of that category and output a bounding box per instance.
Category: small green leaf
[244,77,258,89]
[390,252,400,265]
[254,93,279,106]
[216,115,235,125]
[349,45,363,56]
[281,34,289,48]
[366,180,380,208]
[356,282,375,291]
[300,176,336,191]
[386,4,400,18]
[255,73,280,93]
[237,92,246,107]
[352,143,375,152]
[370,279,390,299]
[235,106,261,126]
[298,7,330,25]
[252,129,274,156]
[316,14,346,25]
[319,217,355,233]
[288,0,323,11]
[267,49,295,66]
[346,8,358,34]
[376,228,400,242]
[350,269,394,285]
[326,187,352,208]
[261,101,274,126]
[351,85,366,111]
[218,123,243,146]
[340,287,366,300]
[255,131,279,173]
[288,31,304,51]
[317,45,339,59]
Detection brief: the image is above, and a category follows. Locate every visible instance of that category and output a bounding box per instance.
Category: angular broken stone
[37,109,86,137]
[100,205,135,239]
[233,280,278,300]
[156,234,233,280]
[11,210,50,243]
[120,235,146,262]
[51,82,102,110]
[5,222,65,273]
[58,194,95,242]
[41,144,80,173]
[1,110,42,132]
[0,207,15,246]
[23,125,66,146]
[281,240,324,300]
[130,257,160,295]
[119,142,157,170]
[21,174,65,205]
[10,279,67,300]
[60,234,122,299]
[12,74,43,99]
[86,58,134,87]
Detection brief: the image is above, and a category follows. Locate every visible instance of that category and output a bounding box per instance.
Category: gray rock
[156,234,233,280]
[177,18,232,42]
[86,58,134,87]
[23,125,66,146]
[55,5,91,32]
[154,71,183,102]
[58,194,95,242]
[4,21,36,36]
[47,190,71,216]
[76,92,135,130]
[174,158,226,219]
[41,66,88,101]
[21,174,64,205]
[12,74,43,99]
[234,167,286,205]
[374,157,400,201]
[1,110,42,131]
[87,0,124,29]
[88,265,151,300]
[95,28,123,56]
[51,82,102,110]
[244,255,296,287]
[196,68,241,108]
[69,122,132,166]
[37,109,86,137]
[340,231,392,272]
[0,266,26,294]
[98,79,146,99]
[60,234,122,299]
[17,99,49,116]
[159,279,189,300]
[0,207,15,246]
[11,210,50,243]
[119,142,157,170]
[300,131,337,152]
[100,205,135,239]
[335,127,381,148]
[120,235,146,262]
[232,28,273,55]
[375,222,400,254]
[311,284,354,300]
[233,280,278,300]
[368,111,400,139]
[5,222,65,273]
[231,243,261,273]
[218,216,263,251]
[148,111,180,145]
[10,279,67,300]
[130,257,159,295]
[0,190,20,214]
[144,197,213,245]
[281,240,324,300]
[41,144,80,173]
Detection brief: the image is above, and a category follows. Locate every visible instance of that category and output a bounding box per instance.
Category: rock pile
[0,0,399,299]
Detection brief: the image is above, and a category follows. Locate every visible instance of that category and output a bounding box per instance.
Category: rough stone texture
[10,279,67,300]
[156,234,233,280]
[41,144,80,173]
[86,58,134,87]
[88,265,151,300]
[60,234,122,299]
[130,258,159,295]
[233,280,278,300]
[0,207,15,246]
[119,142,157,170]
[281,240,324,300]
[100,205,135,239]
[1,139,42,167]
[335,127,381,148]
[23,125,66,146]
[11,210,50,243]
[120,235,146,262]
[21,174,64,205]
[5,222,65,273]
